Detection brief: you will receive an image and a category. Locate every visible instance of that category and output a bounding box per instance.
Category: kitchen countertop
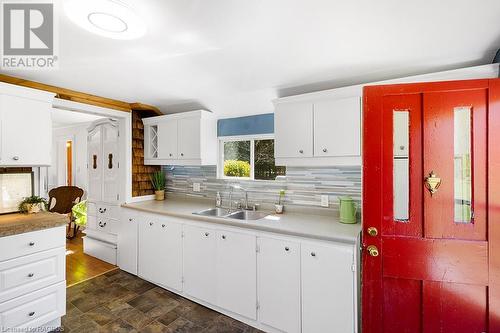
[122,197,361,244]
[0,212,68,237]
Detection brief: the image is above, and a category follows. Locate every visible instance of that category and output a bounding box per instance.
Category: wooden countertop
[0,212,68,237]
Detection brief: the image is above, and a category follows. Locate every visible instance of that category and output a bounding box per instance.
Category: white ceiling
[9,0,500,117]
[51,108,105,128]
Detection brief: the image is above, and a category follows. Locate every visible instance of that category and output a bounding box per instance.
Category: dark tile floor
[63,269,263,333]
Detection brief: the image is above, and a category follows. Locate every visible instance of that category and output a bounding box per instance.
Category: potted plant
[150,171,166,201]
[18,196,48,214]
[275,189,285,214]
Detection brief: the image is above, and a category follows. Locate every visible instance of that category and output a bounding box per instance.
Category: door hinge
[256,301,260,310]
[181,276,185,283]
[181,231,185,238]
[351,263,356,272]
[256,244,260,253]
[117,194,120,201]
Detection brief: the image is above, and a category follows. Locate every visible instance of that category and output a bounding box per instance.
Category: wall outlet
[321,195,329,207]
[193,183,201,192]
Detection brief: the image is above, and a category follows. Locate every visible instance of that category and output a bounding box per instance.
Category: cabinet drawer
[0,281,65,331]
[87,202,118,219]
[95,217,118,235]
[0,248,65,303]
[0,227,65,262]
[83,237,117,265]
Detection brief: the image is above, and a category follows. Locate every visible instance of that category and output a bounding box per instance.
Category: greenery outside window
[219,135,286,180]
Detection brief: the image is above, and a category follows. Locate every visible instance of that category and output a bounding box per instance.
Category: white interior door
[87,127,102,202]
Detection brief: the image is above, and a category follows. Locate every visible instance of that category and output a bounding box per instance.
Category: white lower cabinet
[117,212,138,275]
[134,215,358,333]
[138,216,183,292]
[301,242,355,333]
[216,230,257,320]
[183,224,217,304]
[258,236,301,333]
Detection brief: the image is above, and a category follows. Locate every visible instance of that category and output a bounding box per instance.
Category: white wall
[47,123,91,196]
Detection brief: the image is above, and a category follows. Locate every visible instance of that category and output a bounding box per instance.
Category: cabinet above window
[143,110,217,166]
[274,91,361,166]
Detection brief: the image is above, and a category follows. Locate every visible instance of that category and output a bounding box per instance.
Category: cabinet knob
[169,153,173,157]
[29,242,35,246]
[28,273,34,278]
[28,312,35,317]
[12,156,19,161]
[205,232,210,237]
[180,153,184,156]
[311,252,316,257]
[149,222,154,226]
[222,235,226,240]
[299,150,304,154]
[322,148,328,153]
[129,218,133,222]
[162,224,166,228]
[285,246,290,252]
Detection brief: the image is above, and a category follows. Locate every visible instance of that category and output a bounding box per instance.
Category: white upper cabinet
[314,97,361,157]
[274,102,313,158]
[0,83,55,166]
[274,89,362,166]
[143,110,217,165]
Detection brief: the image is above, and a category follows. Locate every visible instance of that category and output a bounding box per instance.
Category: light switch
[321,195,329,207]
[193,183,201,192]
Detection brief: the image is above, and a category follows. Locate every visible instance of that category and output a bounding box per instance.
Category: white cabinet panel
[87,127,102,202]
[0,95,52,166]
[314,97,361,157]
[177,117,201,160]
[183,224,217,304]
[118,211,138,275]
[138,216,158,284]
[101,124,119,203]
[301,242,355,333]
[258,237,301,333]
[158,120,177,159]
[216,230,257,320]
[275,102,313,158]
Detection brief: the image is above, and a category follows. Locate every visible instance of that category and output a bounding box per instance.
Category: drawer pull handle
[99,208,107,213]
[162,224,166,228]
[98,221,107,228]
[13,156,19,161]
[299,150,304,154]
[205,232,209,237]
[28,273,34,278]
[311,252,316,257]
[222,235,226,240]
[323,148,328,153]
[29,242,35,246]
[28,311,35,317]
[149,222,154,226]
[129,218,133,222]
[285,247,290,252]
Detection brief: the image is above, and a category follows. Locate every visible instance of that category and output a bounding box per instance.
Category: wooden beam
[129,102,163,116]
[0,73,140,112]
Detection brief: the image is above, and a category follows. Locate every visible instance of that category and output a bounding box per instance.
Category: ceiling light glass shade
[64,0,146,40]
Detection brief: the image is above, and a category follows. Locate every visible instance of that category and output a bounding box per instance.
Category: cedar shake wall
[132,111,160,197]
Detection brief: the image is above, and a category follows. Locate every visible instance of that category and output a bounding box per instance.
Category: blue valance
[217,113,274,137]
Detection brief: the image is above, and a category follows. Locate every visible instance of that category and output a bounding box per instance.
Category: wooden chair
[48,186,84,239]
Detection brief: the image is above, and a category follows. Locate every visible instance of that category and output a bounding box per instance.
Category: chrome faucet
[229,184,250,210]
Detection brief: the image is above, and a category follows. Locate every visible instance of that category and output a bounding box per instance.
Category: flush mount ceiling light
[64,0,146,40]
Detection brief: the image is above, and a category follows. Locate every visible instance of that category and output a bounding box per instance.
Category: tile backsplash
[164,165,361,212]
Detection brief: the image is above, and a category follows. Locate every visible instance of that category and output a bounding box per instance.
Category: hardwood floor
[66,231,118,287]
[63,270,263,333]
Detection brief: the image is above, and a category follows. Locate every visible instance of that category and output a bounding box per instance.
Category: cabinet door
[156,217,183,292]
[275,102,313,158]
[158,120,178,159]
[216,230,257,320]
[102,123,120,203]
[177,117,200,160]
[1,95,52,165]
[258,237,301,333]
[313,97,361,157]
[87,127,102,202]
[138,217,158,283]
[118,211,138,275]
[183,224,217,304]
[301,242,355,333]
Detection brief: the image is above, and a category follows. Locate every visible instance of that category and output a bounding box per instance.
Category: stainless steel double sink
[193,208,269,221]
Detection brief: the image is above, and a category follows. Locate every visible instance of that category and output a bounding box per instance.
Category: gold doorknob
[367,245,379,257]
[367,227,378,237]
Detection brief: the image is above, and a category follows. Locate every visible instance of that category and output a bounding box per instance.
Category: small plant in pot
[275,189,285,214]
[18,196,48,214]
[150,171,166,201]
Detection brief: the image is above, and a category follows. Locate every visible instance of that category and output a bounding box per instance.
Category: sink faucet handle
[252,203,260,211]
[235,201,242,209]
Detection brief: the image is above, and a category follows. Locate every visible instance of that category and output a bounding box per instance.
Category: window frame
[218,134,275,180]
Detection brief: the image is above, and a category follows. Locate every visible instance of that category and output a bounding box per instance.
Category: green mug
[339,196,357,224]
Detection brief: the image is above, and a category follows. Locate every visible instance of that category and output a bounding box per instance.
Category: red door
[363,79,500,333]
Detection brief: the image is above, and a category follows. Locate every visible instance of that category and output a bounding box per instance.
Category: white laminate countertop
[122,197,361,244]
